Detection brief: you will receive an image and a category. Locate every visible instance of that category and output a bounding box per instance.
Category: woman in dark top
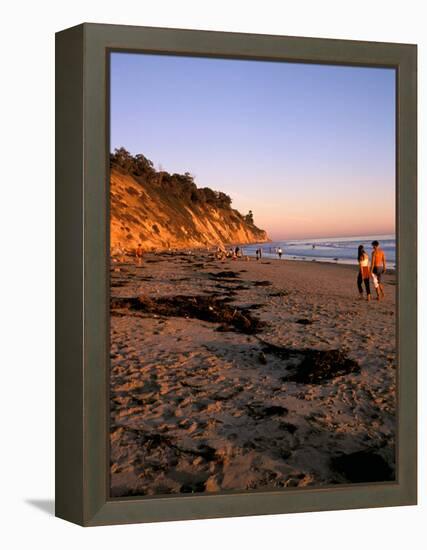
[357,245,371,301]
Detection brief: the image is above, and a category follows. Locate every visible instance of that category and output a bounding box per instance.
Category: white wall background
[1,0,424,547]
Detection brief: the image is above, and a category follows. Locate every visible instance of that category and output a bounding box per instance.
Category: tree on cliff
[111,147,134,171]
[110,147,155,177]
[110,149,234,213]
[245,210,254,224]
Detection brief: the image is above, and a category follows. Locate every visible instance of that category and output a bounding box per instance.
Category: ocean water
[243,234,396,268]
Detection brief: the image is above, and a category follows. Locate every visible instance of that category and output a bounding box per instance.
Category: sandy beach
[110,252,396,497]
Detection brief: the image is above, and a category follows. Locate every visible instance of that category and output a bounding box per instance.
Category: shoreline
[112,249,396,274]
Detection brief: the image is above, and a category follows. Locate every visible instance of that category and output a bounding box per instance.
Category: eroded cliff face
[110,165,269,252]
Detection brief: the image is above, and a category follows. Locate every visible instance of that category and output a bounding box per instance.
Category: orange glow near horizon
[229,174,395,241]
[253,198,395,240]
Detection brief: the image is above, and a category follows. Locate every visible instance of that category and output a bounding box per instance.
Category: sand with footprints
[110,252,396,497]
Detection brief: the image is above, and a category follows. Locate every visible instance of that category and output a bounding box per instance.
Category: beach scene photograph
[109,52,397,497]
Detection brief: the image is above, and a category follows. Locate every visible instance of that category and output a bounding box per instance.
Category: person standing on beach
[371,240,386,300]
[278,247,283,260]
[115,241,126,263]
[136,243,143,265]
[118,242,126,263]
[357,245,371,301]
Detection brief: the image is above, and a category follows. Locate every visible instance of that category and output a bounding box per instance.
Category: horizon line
[267,232,396,242]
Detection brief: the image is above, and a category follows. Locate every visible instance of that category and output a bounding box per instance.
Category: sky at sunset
[110,52,396,240]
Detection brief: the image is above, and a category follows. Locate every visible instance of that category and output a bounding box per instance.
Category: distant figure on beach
[277,247,283,259]
[112,242,123,263]
[215,245,226,261]
[371,240,386,300]
[235,246,240,258]
[357,245,371,301]
[255,247,262,261]
[118,242,126,263]
[136,243,143,265]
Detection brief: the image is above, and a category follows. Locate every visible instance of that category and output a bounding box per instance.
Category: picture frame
[55,23,417,526]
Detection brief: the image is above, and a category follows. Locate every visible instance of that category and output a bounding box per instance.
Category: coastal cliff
[110,149,269,252]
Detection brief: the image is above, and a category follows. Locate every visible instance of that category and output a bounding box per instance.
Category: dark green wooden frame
[55,23,417,526]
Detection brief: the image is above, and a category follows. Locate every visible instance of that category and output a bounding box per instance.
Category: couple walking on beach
[255,247,283,260]
[357,240,386,301]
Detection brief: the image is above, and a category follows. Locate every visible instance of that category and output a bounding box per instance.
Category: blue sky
[110,52,396,239]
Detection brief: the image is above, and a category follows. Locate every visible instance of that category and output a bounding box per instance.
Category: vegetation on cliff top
[111,148,255,224]
[110,148,269,250]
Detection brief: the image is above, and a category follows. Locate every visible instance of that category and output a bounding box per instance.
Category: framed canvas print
[55,23,417,526]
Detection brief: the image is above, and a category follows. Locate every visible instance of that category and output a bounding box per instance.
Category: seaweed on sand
[268,290,289,297]
[253,280,272,287]
[111,294,264,334]
[209,271,240,279]
[260,341,360,384]
[330,450,394,483]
